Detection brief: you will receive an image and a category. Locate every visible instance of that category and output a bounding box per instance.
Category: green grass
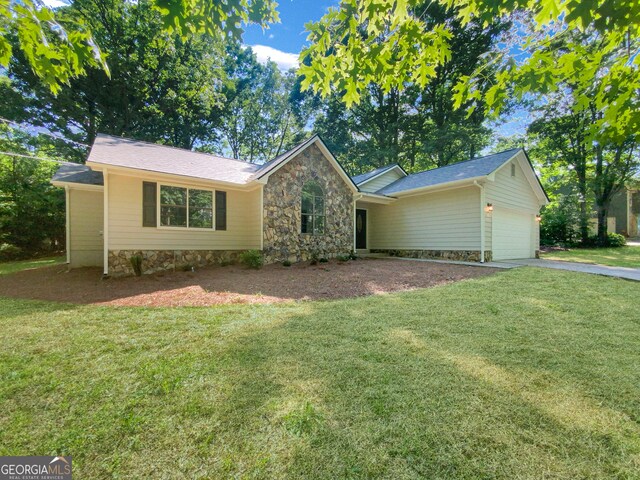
[542,246,640,268]
[0,255,65,275]
[1,268,639,478]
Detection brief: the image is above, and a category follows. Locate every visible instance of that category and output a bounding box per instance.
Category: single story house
[52,134,548,276]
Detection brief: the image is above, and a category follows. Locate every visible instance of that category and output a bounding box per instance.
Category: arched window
[301,182,325,235]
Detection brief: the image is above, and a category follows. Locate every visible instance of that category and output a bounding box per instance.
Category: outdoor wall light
[485,203,493,212]
[535,214,542,222]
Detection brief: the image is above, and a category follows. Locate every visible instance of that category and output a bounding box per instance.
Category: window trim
[301,181,326,235]
[157,183,217,231]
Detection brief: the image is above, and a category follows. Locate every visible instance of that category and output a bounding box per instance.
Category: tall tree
[313,2,506,174]
[213,44,309,163]
[2,0,227,157]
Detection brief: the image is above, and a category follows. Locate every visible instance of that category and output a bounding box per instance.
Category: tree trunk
[596,203,608,245]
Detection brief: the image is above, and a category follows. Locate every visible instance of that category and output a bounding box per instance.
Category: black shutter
[215,191,227,230]
[142,182,157,227]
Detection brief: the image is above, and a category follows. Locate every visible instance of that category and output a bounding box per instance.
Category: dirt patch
[0,258,499,307]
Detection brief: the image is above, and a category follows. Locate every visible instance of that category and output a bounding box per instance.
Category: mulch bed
[0,258,499,307]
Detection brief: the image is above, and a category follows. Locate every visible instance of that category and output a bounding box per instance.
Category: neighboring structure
[52,134,548,276]
[606,187,640,237]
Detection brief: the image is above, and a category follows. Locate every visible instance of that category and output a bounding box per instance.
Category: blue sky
[243,0,336,67]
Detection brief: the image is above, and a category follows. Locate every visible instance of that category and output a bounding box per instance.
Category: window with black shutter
[215,191,227,230]
[142,182,157,227]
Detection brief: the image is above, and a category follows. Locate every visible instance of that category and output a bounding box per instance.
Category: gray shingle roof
[351,164,403,185]
[52,162,104,186]
[87,134,261,184]
[376,149,521,195]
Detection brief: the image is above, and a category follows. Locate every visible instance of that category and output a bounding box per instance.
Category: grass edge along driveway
[541,245,640,268]
[0,267,639,479]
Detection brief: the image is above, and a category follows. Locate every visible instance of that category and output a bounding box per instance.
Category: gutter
[474,180,486,263]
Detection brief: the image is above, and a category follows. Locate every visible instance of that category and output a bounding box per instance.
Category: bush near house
[240,250,264,269]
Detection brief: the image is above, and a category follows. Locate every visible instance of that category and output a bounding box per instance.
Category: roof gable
[252,135,358,192]
[352,164,407,186]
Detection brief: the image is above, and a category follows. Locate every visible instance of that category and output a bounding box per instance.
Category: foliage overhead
[300,0,640,146]
[0,0,278,93]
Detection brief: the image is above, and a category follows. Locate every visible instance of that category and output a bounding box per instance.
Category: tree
[528,100,591,243]
[0,125,65,254]
[1,0,278,93]
[300,0,639,150]
[312,2,506,174]
[2,0,228,156]
[213,44,309,162]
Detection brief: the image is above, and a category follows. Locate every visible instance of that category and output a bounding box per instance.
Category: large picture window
[156,184,222,229]
[301,182,325,235]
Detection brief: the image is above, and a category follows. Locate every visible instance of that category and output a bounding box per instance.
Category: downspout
[65,185,70,265]
[474,181,485,263]
[103,169,109,276]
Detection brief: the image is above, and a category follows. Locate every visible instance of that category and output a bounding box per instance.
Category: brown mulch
[0,258,499,307]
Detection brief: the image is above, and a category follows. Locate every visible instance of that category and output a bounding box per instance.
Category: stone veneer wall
[262,144,354,264]
[108,249,243,276]
[371,249,493,263]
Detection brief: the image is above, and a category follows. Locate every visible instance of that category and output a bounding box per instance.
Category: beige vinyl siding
[486,158,541,254]
[69,189,104,267]
[368,186,481,250]
[359,170,404,193]
[107,173,261,250]
[486,159,540,213]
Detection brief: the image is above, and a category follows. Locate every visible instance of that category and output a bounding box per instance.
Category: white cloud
[41,0,69,8]
[250,45,299,71]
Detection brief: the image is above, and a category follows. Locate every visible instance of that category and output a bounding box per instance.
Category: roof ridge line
[407,148,522,177]
[96,133,260,167]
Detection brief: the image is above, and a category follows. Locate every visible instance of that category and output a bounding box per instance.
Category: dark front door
[356,209,367,249]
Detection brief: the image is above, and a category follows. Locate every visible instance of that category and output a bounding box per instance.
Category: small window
[215,191,227,230]
[142,182,157,227]
[511,164,516,177]
[160,185,187,227]
[301,182,325,235]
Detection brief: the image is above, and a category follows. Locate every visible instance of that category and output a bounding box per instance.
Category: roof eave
[87,161,257,190]
[384,176,487,197]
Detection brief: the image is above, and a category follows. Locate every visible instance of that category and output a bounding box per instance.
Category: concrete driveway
[498,258,640,281]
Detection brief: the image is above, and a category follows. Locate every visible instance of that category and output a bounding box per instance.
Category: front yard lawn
[0,255,65,275]
[541,245,640,268]
[1,268,639,478]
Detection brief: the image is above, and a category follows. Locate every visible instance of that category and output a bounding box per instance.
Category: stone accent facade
[371,249,493,263]
[262,144,354,263]
[108,249,243,276]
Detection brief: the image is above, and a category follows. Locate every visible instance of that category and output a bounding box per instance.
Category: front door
[356,209,367,249]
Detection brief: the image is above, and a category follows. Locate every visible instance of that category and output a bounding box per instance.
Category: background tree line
[0,0,638,258]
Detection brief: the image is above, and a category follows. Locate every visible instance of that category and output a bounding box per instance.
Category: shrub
[0,243,23,260]
[180,263,195,272]
[336,254,351,262]
[584,232,627,248]
[319,257,329,263]
[540,194,583,246]
[309,251,319,265]
[240,250,264,269]
[282,260,292,267]
[130,255,143,276]
[349,250,358,260]
[607,232,627,247]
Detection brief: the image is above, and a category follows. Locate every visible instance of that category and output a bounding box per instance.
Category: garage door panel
[493,208,533,260]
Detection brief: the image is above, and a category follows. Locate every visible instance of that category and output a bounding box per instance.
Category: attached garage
[492,208,535,260]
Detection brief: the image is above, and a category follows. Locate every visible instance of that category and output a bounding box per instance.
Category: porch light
[485,203,493,212]
[536,214,542,222]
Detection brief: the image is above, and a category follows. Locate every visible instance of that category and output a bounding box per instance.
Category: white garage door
[492,208,534,260]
